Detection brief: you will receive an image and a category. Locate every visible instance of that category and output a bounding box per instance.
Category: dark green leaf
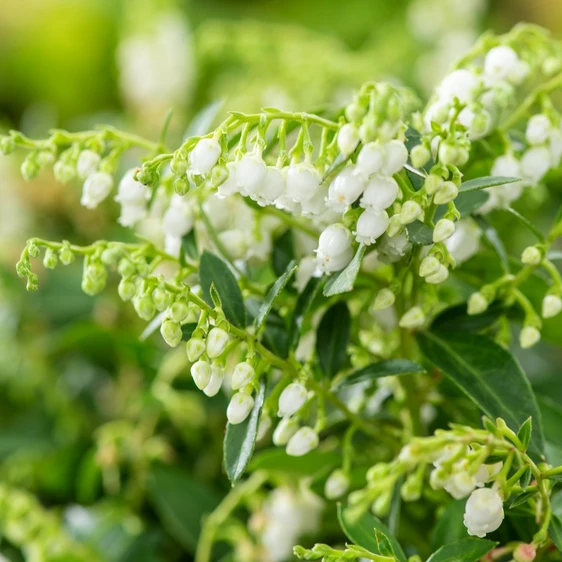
[249,449,339,475]
[452,191,490,217]
[549,514,562,552]
[374,529,395,557]
[406,221,434,245]
[473,216,509,273]
[224,381,266,484]
[431,500,468,550]
[289,277,322,349]
[316,302,351,378]
[504,208,545,242]
[181,322,198,341]
[338,359,425,388]
[517,417,532,451]
[181,229,198,263]
[459,176,519,193]
[260,309,290,359]
[417,331,545,457]
[322,152,348,183]
[426,538,497,562]
[272,230,295,277]
[387,475,403,537]
[520,467,532,490]
[432,303,507,333]
[255,261,297,331]
[337,505,407,562]
[507,490,535,509]
[146,465,221,553]
[323,244,366,296]
[199,251,246,327]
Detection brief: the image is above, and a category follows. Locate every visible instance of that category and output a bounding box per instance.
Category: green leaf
[417,331,545,457]
[260,309,290,359]
[146,465,221,553]
[199,251,246,327]
[431,500,468,550]
[374,529,395,557]
[338,359,425,388]
[248,448,340,475]
[323,244,366,296]
[449,191,490,217]
[224,381,266,484]
[337,505,407,562]
[504,208,545,243]
[255,261,297,331]
[473,216,509,273]
[272,230,295,277]
[549,514,562,552]
[426,538,498,562]
[316,302,351,378]
[459,176,519,193]
[507,490,535,509]
[289,276,322,349]
[406,221,434,245]
[517,417,532,451]
[181,322,198,341]
[432,303,507,333]
[181,229,198,263]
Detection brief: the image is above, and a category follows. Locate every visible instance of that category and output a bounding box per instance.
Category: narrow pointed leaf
[474,216,509,273]
[550,514,562,552]
[338,359,425,388]
[316,302,351,378]
[323,244,366,296]
[406,221,434,245]
[426,538,497,562]
[289,276,322,349]
[459,176,520,193]
[517,417,532,451]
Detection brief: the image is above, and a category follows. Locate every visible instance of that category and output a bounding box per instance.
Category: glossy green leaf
[474,216,509,273]
[426,538,497,562]
[337,504,407,562]
[549,514,562,552]
[146,465,221,553]
[406,221,434,245]
[272,229,295,277]
[517,417,532,451]
[181,322,198,341]
[431,500,468,550]
[255,261,297,331]
[375,529,395,557]
[289,276,322,349]
[417,331,544,457]
[459,176,519,193]
[338,359,425,388]
[451,191,490,217]
[181,229,198,263]
[431,303,507,333]
[224,381,266,484]
[199,251,246,327]
[323,244,366,296]
[316,302,351,378]
[248,449,340,475]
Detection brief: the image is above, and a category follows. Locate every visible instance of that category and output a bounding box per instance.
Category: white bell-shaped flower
[206,327,229,358]
[77,150,101,180]
[203,365,224,397]
[360,175,399,210]
[526,114,552,146]
[521,146,551,185]
[354,209,389,245]
[463,487,504,538]
[357,142,386,176]
[118,203,147,227]
[433,219,455,243]
[251,166,285,206]
[227,392,254,425]
[217,162,239,198]
[520,326,540,349]
[437,69,480,104]
[445,219,481,263]
[190,138,221,175]
[542,294,562,319]
[236,152,267,196]
[285,163,321,203]
[325,469,350,499]
[162,195,194,237]
[444,468,477,500]
[273,417,299,446]
[484,46,521,83]
[81,172,114,209]
[327,166,367,212]
[301,187,328,217]
[116,169,150,205]
[231,362,256,390]
[191,360,212,390]
[315,223,354,273]
[337,123,360,156]
[286,427,319,457]
[277,383,308,417]
[381,140,408,175]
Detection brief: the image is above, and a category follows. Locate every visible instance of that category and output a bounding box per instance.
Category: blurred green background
[1,1,562,561]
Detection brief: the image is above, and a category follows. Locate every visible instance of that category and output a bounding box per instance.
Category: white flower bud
[434,181,458,205]
[231,362,256,390]
[203,365,224,397]
[206,327,229,358]
[521,246,542,265]
[217,162,239,198]
[519,326,540,349]
[373,288,395,310]
[115,169,150,204]
[327,166,367,212]
[424,174,444,196]
[433,219,455,243]
[236,153,267,196]
[430,466,449,490]
[381,140,408,175]
[77,150,101,180]
[337,124,360,155]
[387,214,403,237]
[425,264,449,285]
[316,224,354,273]
[81,172,114,209]
[118,203,146,227]
[419,255,441,278]
[468,292,489,315]
[325,469,350,499]
[286,426,319,457]
[186,337,206,362]
[169,300,190,323]
[438,69,480,103]
[160,319,183,347]
[444,470,476,500]
[399,201,423,225]
[355,209,389,245]
[252,166,285,206]
[410,144,430,169]
[542,294,562,319]
[227,392,254,425]
[286,163,321,203]
[484,46,520,83]
[463,487,504,538]
[399,306,425,329]
[439,141,468,167]
[218,229,247,260]
[360,175,399,210]
[273,417,299,446]
[357,142,386,176]
[190,138,221,175]
[277,383,308,417]
[526,114,552,146]
[445,218,481,263]
[521,147,551,185]
[162,196,194,238]
[191,360,212,390]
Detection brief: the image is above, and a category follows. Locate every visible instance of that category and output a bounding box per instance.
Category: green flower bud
[86,262,106,282]
[169,300,189,323]
[21,155,40,180]
[82,276,104,296]
[399,200,424,225]
[419,255,441,278]
[134,295,156,321]
[0,136,15,155]
[43,248,58,269]
[425,264,449,284]
[160,319,183,347]
[433,218,455,242]
[433,181,458,205]
[211,164,228,188]
[372,489,392,517]
[174,177,190,196]
[170,155,188,177]
[373,288,395,310]
[345,101,367,123]
[399,306,425,329]
[135,166,160,186]
[521,246,542,265]
[152,287,172,311]
[118,277,137,301]
[117,259,136,277]
[101,248,121,266]
[186,337,206,363]
[467,292,489,315]
[519,326,540,349]
[424,174,444,195]
[410,144,430,169]
[27,243,40,258]
[53,160,76,183]
[206,327,229,359]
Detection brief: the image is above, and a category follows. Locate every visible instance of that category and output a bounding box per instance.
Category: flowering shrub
[4,22,562,562]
